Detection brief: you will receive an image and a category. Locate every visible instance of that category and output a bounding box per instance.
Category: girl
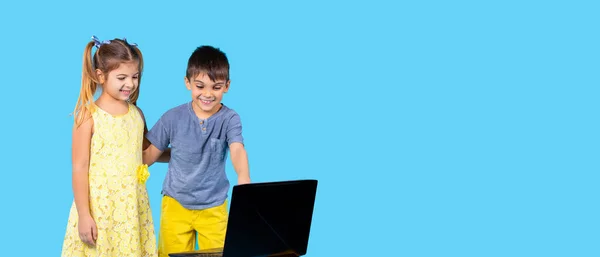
[61,36,157,257]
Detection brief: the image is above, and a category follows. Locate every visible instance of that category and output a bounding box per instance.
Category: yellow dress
[62,104,157,257]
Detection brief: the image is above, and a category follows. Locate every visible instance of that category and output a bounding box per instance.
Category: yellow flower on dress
[136,164,150,184]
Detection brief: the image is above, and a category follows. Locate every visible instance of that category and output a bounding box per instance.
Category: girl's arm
[72,111,98,246]
[72,113,93,218]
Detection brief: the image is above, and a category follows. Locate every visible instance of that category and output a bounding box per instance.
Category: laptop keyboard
[168,252,223,257]
[194,253,223,257]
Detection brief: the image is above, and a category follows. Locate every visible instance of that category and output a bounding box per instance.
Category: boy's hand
[78,214,97,246]
[238,176,251,185]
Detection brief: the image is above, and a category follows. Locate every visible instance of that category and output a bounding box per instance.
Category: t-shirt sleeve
[146,115,170,151]
[226,113,244,146]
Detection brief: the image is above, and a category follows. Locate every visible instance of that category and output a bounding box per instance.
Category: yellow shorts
[158,196,228,257]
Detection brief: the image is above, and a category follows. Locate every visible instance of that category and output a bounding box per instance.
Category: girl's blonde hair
[73,37,143,127]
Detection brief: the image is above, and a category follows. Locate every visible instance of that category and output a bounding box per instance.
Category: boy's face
[185,72,230,118]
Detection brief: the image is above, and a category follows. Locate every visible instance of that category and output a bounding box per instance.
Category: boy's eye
[117,77,126,80]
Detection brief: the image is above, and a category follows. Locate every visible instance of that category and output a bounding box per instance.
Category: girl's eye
[118,77,126,80]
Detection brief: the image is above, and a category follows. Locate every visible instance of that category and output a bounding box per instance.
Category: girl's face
[97,61,140,102]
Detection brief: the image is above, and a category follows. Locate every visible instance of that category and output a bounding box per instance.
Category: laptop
[168,179,318,257]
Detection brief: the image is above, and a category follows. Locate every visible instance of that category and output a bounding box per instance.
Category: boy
[143,46,251,257]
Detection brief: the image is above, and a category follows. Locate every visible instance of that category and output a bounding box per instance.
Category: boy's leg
[193,200,228,250]
[158,196,196,257]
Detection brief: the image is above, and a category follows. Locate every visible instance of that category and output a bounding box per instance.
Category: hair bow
[122,37,138,47]
[92,35,111,48]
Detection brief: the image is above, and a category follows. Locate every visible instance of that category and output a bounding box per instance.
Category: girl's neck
[96,94,129,116]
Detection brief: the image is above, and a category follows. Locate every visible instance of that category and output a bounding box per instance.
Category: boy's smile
[185,72,229,119]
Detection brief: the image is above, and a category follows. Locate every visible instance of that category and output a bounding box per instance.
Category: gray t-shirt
[146,102,244,210]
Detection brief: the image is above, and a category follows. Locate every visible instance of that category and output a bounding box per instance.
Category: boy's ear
[184,76,191,90]
[96,69,105,84]
[224,80,231,93]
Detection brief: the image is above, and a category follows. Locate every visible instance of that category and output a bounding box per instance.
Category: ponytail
[73,41,99,127]
[128,45,144,106]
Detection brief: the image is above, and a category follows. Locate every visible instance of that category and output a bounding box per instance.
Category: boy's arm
[226,113,250,184]
[143,144,164,167]
[136,106,171,163]
[156,147,171,163]
[230,142,251,185]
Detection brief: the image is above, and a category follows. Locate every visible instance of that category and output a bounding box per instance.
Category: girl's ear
[96,69,105,84]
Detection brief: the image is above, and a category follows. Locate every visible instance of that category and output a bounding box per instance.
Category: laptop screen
[221,179,318,257]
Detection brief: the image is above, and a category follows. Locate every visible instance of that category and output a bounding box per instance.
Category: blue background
[1,0,599,256]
